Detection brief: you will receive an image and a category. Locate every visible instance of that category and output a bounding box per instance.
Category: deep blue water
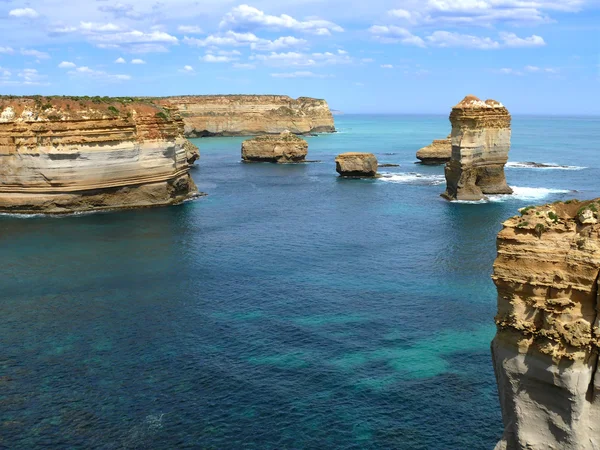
[2,114,600,449]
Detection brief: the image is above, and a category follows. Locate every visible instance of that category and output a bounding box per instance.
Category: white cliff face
[492,200,600,450]
[0,97,200,214]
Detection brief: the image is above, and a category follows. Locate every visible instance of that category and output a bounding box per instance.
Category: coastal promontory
[158,95,335,137]
[442,95,513,201]
[0,96,200,214]
[241,131,308,163]
[492,200,600,449]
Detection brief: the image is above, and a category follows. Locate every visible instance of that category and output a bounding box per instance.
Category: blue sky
[0,0,599,114]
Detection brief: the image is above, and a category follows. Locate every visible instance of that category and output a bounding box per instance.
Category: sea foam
[379,172,445,186]
[506,162,586,170]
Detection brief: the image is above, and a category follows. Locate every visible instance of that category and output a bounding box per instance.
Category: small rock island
[335,153,378,178]
[442,95,513,201]
[416,135,451,165]
[492,199,600,449]
[241,131,309,163]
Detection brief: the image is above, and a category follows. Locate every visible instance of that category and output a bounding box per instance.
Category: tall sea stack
[492,200,600,449]
[442,95,512,201]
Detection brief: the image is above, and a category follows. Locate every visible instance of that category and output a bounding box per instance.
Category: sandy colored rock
[0,96,201,214]
[241,131,308,163]
[416,135,451,165]
[335,153,378,177]
[158,95,335,137]
[442,95,513,201]
[492,199,600,450]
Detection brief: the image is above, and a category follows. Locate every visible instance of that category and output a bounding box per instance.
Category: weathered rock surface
[416,135,451,165]
[492,199,600,450]
[158,95,335,137]
[241,131,308,163]
[335,153,378,177]
[0,96,200,214]
[442,95,513,201]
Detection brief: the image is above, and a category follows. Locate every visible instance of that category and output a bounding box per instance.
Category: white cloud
[181,65,195,72]
[0,47,14,54]
[524,65,540,72]
[21,49,51,59]
[383,0,585,27]
[201,54,238,63]
[271,71,332,78]
[9,8,39,19]
[98,3,146,20]
[250,36,308,51]
[17,68,47,85]
[424,31,546,49]
[499,68,523,75]
[178,25,204,34]
[184,31,260,47]
[426,31,500,49]
[68,66,131,81]
[500,65,559,75]
[369,25,426,47]
[58,61,76,68]
[381,64,394,69]
[252,50,353,67]
[220,4,344,35]
[115,57,126,64]
[499,32,546,48]
[80,22,120,32]
[131,58,146,64]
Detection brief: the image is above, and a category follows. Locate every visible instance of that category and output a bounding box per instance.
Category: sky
[0,0,599,114]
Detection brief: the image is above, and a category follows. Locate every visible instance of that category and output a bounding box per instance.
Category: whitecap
[379,172,445,186]
[489,186,573,202]
[506,162,586,170]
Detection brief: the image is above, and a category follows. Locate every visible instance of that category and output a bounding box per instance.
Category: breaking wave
[506,162,586,170]
[379,172,445,186]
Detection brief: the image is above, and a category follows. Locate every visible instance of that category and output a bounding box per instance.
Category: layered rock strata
[158,95,335,137]
[442,95,513,201]
[416,135,451,165]
[492,199,600,450]
[0,96,200,214]
[241,131,308,163]
[335,153,378,177]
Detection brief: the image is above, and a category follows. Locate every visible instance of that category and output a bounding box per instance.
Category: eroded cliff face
[443,95,513,201]
[0,96,200,214]
[492,200,600,450]
[158,95,335,137]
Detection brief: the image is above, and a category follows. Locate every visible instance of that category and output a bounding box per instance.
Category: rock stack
[416,135,451,165]
[492,199,600,449]
[0,96,200,214]
[442,95,513,201]
[335,153,378,178]
[241,131,308,163]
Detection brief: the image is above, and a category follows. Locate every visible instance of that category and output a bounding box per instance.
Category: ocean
[2,114,599,449]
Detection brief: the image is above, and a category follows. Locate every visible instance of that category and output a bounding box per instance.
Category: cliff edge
[0,96,200,214]
[492,199,600,449]
[158,95,335,137]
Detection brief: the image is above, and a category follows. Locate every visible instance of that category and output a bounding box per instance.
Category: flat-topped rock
[492,199,600,449]
[335,152,378,177]
[416,135,451,165]
[0,96,200,214]
[442,95,513,201]
[241,131,308,163]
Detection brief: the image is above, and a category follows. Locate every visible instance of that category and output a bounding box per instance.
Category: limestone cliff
[241,131,308,163]
[492,199,600,449]
[0,96,200,214]
[442,95,513,201]
[416,135,451,165]
[158,95,335,137]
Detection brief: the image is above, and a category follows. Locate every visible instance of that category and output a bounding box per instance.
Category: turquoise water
[2,115,599,449]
